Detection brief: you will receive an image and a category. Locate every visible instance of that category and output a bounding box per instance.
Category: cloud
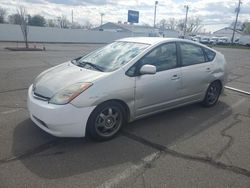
[0,0,250,32]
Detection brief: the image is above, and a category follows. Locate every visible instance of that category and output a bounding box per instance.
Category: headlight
[49,82,93,105]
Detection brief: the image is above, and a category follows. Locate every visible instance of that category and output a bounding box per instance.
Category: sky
[0,0,250,32]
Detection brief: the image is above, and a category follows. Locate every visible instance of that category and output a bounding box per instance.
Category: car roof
[117,37,217,53]
[117,37,192,45]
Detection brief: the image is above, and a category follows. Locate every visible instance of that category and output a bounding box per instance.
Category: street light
[100,13,105,31]
[154,1,158,28]
[183,5,189,38]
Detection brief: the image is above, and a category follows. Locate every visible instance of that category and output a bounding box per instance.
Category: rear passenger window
[180,43,205,66]
[203,48,216,62]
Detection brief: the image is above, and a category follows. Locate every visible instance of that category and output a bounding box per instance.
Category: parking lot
[0,42,249,188]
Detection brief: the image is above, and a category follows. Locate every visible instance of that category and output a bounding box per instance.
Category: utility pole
[231,0,242,44]
[100,13,104,30]
[183,5,189,38]
[154,1,158,28]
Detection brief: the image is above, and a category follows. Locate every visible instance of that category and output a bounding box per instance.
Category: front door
[134,42,182,117]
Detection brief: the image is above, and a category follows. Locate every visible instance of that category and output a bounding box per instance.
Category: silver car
[27,37,227,141]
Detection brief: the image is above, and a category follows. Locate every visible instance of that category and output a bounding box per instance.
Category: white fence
[0,24,180,43]
[0,24,147,43]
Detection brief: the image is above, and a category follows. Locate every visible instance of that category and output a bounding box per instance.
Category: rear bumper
[27,85,95,137]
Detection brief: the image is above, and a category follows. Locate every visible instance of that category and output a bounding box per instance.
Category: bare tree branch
[0,7,7,23]
[158,17,203,35]
[57,15,70,28]
[17,6,29,48]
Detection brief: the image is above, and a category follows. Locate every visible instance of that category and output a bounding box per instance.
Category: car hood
[33,62,107,98]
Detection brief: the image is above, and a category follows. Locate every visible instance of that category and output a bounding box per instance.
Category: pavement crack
[141,172,147,188]
[0,139,68,165]
[122,131,250,178]
[0,105,27,109]
[214,114,241,159]
[0,87,28,94]
[122,131,165,151]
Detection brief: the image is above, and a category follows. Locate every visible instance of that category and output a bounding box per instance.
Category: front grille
[33,92,50,101]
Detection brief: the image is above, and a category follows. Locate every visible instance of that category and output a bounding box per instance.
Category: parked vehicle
[200,37,210,44]
[210,37,219,45]
[28,37,227,141]
[234,38,239,44]
[217,37,230,45]
[192,36,201,42]
[239,35,250,46]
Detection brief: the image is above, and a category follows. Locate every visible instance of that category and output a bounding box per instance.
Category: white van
[239,35,250,46]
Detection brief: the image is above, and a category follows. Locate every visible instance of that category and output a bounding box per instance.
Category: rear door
[178,42,214,102]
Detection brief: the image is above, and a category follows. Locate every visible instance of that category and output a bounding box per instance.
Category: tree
[71,22,82,29]
[57,16,70,28]
[8,13,21,24]
[0,7,6,23]
[242,22,250,34]
[186,17,203,33]
[28,15,46,27]
[176,17,202,34]
[47,19,57,27]
[17,6,29,48]
[159,17,202,34]
[158,19,168,30]
[230,21,243,31]
[168,18,177,30]
[83,20,93,30]
[177,19,185,32]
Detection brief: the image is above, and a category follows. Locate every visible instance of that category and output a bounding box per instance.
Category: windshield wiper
[71,59,77,64]
[71,56,83,65]
[79,61,104,72]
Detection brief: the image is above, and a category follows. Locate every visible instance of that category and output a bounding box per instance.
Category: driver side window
[140,43,177,72]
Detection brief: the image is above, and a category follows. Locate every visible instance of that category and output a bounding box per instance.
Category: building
[92,22,179,38]
[213,27,243,41]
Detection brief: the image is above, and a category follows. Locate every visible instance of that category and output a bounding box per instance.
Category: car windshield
[76,41,149,72]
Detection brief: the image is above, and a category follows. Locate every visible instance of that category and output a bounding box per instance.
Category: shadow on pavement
[11,101,231,179]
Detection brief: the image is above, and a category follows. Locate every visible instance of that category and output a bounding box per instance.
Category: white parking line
[97,151,161,188]
[1,109,21,115]
[97,96,247,188]
[225,86,250,95]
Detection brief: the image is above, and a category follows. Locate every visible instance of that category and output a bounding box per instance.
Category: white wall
[0,24,134,43]
[0,24,179,43]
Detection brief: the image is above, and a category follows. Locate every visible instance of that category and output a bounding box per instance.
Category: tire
[202,81,222,107]
[86,101,125,141]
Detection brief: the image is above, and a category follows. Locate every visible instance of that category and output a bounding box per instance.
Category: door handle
[205,67,211,72]
[171,74,180,80]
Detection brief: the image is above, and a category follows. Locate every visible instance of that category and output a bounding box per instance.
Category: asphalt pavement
[0,42,249,188]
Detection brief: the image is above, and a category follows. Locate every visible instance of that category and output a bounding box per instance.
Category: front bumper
[27,85,95,137]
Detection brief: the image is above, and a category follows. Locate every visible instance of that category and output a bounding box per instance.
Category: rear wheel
[202,81,222,107]
[86,102,125,141]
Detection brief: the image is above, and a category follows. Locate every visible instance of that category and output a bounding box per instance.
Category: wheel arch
[88,99,131,123]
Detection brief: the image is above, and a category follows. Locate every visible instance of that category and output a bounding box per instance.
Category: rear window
[203,48,216,62]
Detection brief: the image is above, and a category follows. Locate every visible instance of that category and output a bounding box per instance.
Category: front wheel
[202,81,222,107]
[86,102,125,141]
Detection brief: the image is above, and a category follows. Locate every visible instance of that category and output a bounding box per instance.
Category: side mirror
[140,64,156,75]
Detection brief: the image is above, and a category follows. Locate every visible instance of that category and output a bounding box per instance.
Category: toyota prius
[27,37,227,141]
